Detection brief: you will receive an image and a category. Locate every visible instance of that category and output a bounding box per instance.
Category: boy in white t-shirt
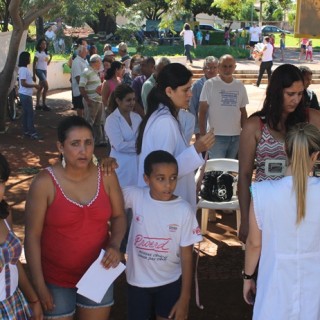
[122,150,202,320]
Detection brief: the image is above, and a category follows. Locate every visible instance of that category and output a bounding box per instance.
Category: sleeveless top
[0,220,20,301]
[41,166,112,287]
[255,122,287,182]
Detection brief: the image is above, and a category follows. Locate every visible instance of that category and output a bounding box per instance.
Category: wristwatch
[242,270,254,280]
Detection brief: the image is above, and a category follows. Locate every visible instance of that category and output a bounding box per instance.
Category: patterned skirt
[0,288,32,320]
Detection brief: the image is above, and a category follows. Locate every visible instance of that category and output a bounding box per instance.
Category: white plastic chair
[196,158,240,235]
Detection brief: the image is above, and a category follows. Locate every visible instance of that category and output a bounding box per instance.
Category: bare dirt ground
[1,91,253,319]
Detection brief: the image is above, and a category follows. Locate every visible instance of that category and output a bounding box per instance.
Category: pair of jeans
[208,135,240,159]
[19,93,36,135]
[256,60,273,86]
[184,44,193,63]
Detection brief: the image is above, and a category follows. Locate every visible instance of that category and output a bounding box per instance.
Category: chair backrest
[204,158,239,174]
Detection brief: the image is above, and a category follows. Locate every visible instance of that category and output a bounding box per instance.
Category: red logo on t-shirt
[134,234,171,252]
[193,226,201,235]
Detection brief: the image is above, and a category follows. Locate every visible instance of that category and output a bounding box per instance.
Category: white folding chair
[196,158,240,235]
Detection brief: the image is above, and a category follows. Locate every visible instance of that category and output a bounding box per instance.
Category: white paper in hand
[76,249,126,303]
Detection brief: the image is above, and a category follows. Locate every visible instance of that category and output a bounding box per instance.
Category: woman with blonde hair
[243,123,320,319]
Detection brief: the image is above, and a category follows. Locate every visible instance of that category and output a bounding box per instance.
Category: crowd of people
[4,25,320,319]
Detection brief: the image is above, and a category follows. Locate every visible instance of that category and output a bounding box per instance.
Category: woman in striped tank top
[238,64,320,243]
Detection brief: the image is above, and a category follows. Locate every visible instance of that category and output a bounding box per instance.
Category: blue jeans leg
[208,135,240,159]
[19,94,36,135]
[184,44,192,63]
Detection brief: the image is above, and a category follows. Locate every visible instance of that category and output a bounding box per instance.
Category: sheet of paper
[76,249,126,303]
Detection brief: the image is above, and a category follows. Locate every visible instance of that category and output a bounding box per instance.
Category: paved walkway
[48,48,320,117]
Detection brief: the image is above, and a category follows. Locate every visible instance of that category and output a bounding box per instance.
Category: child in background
[300,65,320,110]
[122,150,202,320]
[0,154,42,319]
[306,40,313,61]
[196,29,203,45]
[204,31,210,45]
[279,32,286,61]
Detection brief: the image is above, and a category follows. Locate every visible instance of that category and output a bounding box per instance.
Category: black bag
[199,171,234,202]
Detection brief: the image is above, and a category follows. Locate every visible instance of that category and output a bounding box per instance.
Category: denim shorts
[35,69,47,81]
[44,282,114,319]
[127,277,181,319]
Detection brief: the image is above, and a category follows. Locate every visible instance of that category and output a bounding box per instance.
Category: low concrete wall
[47,61,71,90]
[28,60,71,91]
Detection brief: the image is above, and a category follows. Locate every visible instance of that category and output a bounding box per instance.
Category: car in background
[261,25,291,35]
[198,24,224,32]
[43,21,72,32]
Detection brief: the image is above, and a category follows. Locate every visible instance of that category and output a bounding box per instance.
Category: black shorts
[127,277,182,319]
[250,41,258,47]
[72,95,84,110]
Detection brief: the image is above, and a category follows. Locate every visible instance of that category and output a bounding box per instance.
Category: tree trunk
[0,27,24,132]
[36,16,45,40]
[87,10,116,34]
[0,0,55,132]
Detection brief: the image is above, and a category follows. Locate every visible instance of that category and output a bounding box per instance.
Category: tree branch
[24,3,56,26]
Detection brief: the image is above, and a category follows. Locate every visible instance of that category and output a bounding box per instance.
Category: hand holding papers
[76,249,126,303]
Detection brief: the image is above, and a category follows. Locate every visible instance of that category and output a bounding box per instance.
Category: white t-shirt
[18,67,33,96]
[200,76,248,136]
[182,30,194,46]
[249,26,261,42]
[35,51,50,71]
[71,56,88,97]
[262,42,273,62]
[123,186,202,287]
[45,30,55,40]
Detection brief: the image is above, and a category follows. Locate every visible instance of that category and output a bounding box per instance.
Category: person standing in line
[104,84,142,187]
[141,57,171,113]
[136,63,215,212]
[0,154,43,320]
[25,116,126,320]
[117,42,131,75]
[18,51,42,140]
[198,54,248,159]
[243,123,320,320]
[248,22,261,60]
[71,45,88,117]
[306,40,313,61]
[33,38,52,111]
[279,32,286,61]
[238,64,320,243]
[180,23,196,65]
[204,31,210,45]
[79,54,104,146]
[254,36,273,87]
[189,56,218,138]
[123,150,203,320]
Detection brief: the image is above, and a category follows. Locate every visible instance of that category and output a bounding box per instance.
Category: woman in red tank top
[25,116,126,320]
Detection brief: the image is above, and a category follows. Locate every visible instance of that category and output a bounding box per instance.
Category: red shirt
[41,167,112,287]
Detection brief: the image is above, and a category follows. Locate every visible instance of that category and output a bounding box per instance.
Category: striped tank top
[255,122,287,182]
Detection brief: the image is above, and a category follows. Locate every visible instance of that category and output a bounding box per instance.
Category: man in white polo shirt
[249,22,261,60]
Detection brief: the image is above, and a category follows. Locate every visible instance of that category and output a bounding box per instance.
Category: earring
[92,154,98,166]
[61,154,66,168]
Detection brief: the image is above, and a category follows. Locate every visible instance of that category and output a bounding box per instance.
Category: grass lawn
[274,34,320,49]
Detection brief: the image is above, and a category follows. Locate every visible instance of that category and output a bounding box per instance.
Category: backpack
[199,171,234,202]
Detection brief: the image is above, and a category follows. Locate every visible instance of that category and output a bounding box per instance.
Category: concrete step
[192,69,320,84]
